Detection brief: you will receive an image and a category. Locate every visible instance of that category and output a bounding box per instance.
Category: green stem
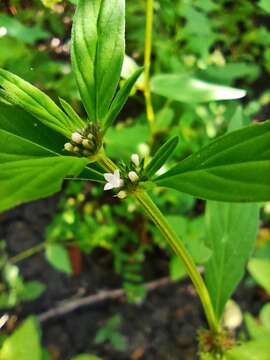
[144,0,155,136]
[135,190,220,334]
[10,243,45,264]
[98,153,220,334]
[98,151,117,172]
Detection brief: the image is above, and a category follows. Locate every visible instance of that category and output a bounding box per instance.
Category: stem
[98,151,117,172]
[144,0,155,136]
[97,153,220,334]
[10,243,45,264]
[135,190,220,334]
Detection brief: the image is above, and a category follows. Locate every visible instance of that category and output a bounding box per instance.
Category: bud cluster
[64,123,102,157]
[103,153,144,199]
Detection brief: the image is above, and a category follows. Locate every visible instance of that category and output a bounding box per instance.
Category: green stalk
[98,152,220,334]
[135,190,220,334]
[9,243,45,264]
[144,0,155,136]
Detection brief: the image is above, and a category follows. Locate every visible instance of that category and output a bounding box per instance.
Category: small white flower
[71,131,83,144]
[131,153,140,167]
[116,190,128,199]
[128,171,139,183]
[104,170,124,191]
[64,142,73,152]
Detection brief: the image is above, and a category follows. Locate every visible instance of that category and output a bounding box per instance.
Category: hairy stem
[144,0,155,136]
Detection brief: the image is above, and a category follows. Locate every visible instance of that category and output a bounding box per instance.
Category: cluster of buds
[64,123,102,157]
[103,153,142,199]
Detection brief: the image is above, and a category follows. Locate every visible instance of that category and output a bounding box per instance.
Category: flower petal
[104,173,114,182]
[104,182,114,191]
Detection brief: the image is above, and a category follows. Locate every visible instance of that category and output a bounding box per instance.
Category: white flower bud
[128,171,139,183]
[73,146,80,153]
[82,139,93,149]
[87,133,94,140]
[64,142,73,152]
[131,153,140,167]
[116,190,128,199]
[71,131,83,144]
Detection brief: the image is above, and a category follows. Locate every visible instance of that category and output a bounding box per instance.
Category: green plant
[0,0,270,358]
[94,315,127,352]
[0,241,45,309]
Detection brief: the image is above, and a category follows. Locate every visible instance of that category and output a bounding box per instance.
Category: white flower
[104,170,124,191]
[131,153,140,167]
[71,131,83,144]
[128,171,139,183]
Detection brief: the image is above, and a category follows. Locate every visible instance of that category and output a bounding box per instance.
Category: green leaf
[0,317,42,360]
[154,120,270,202]
[258,0,270,13]
[169,256,186,281]
[71,0,125,121]
[0,68,75,137]
[151,74,246,103]
[0,156,88,213]
[226,339,270,360]
[59,98,85,129]
[204,202,259,319]
[144,136,179,179]
[46,244,72,274]
[0,103,103,211]
[20,281,46,301]
[103,67,144,132]
[248,258,270,294]
[0,102,66,154]
[0,14,50,45]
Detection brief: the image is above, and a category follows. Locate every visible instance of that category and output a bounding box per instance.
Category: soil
[0,196,266,360]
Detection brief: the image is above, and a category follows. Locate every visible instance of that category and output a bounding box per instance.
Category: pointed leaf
[154,120,270,202]
[0,103,104,184]
[46,244,72,274]
[144,136,179,179]
[151,74,246,103]
[103,67,143,132]
[0,69,74,137]
[71,0,125,121]
[204,202,259,319]
[59,98,85,129]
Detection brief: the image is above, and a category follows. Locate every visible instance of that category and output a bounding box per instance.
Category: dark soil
[0,196,265,360]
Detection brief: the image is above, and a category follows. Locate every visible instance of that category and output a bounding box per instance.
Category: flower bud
[83,150,91,156]
[128,171,139,183]
[87,133,94,140]
[131,153,140,167]
[73,146,81,153]
[64,142,73,152]
[116,190,128,199]
[71,131,83,144]
[82,139,94,150]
